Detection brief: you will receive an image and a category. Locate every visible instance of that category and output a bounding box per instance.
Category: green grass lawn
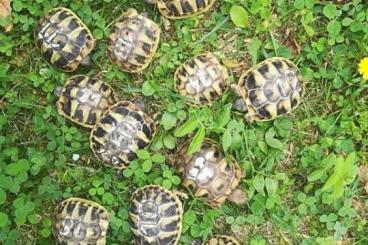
[0,0,367,244]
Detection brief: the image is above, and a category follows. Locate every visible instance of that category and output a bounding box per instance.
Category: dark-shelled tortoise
[53,197,109,245]
[203,235,240,245]
[107,8,161,73]
[129,185,185,245]
[146,0,217,19]
[174,139,246,207]
[233,57,303,122]
[56,75,117,128]
[90,101,156,169]
[35,8,95,72]
[174,52,229,105]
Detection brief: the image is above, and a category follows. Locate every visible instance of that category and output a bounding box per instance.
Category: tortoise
[233,57,303,122]
[174,52,229,105]
[56,75,117,128]
[90,101,156,169]
[146,0,217,19]
[35,7,95,72]
[129,185,185,245]
[53,197,109,245]
[107,8,160,73]
[203,235,240,245]
[174,139,246,207]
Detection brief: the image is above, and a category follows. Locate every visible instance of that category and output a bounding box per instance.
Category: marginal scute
[157,0,217,19]
[237,57,303,121]
[35,8,95,72]
[203,235,240,245]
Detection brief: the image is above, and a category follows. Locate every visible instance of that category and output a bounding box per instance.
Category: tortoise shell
[90,101,156,169]
[35,8,95,72]
[175,139,242,207]
[53,197,109,245]
[174,52,229,105]
[107,8,160,73]
[237,57,303,122]
[203,235,240,245]
[156,0,217,19]
[129,185,184,245]
[56,75,117,128]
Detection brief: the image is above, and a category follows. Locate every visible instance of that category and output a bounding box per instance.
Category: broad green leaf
[230,5,248,28]
[151,153,165,163]
[187,127,205,155]
[265,177,278,195]
[0,212,8,227]
[331,178,344,198]
[174,118,199,137]
[322,173,339,192]
[136,150,150,160]
[247,38,262,65]
[222,128,232,152]
[308,168,325,182]
[5,159,29,176]
[253,175,265,195]
[142,159,153,173]
[0,188,5,205]
[216,104,232,128]
[161,112,177,130]
[323,4,338,19]
[163,134,176,149]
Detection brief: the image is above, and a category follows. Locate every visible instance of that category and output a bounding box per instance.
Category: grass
[0,0,368,244]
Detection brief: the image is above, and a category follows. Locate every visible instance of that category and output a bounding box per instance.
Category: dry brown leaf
[0,0,13,32]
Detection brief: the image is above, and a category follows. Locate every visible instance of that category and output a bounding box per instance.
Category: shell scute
[57,75,117,128]
[237,57,303,121]
[174,52,229,105]
[175,139,242,207]
[107,9,160,73]
[36,8,94,72]
[53,198,109,245]
[129,185,183,245]
[90,101,156,169]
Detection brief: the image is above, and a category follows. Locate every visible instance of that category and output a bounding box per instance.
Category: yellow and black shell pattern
[203,235,240,245]
[35,8,95,72]
[107,8,160,73]
[175,139,242,207]
[129,185,184,245]
[56,75,117,128]
[157,0,217,19]
[174,52,229,105]
[53,197,109,245]
[237,57,303,122]
[90,101,156,169]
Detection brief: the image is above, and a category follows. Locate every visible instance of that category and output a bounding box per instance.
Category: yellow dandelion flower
[358,57,368,80]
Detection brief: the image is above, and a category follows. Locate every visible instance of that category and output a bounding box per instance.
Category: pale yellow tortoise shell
[53,197,109,245]
[174,52,229,105]
[56,75,117,128]
[175,138,242,207]
[129,185,184,245]
[35,8,95,72]
[236,57,303,122]
[90,101,156,169]
[156,0,217,19]
[107,8,161,73]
